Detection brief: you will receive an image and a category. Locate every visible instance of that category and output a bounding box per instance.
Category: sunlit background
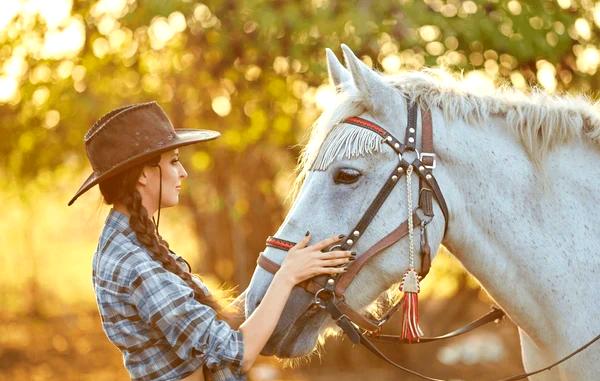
[2,0,599,380]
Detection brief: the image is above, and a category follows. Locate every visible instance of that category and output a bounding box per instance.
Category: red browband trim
[344,116,388,137]
[265,236,295,251]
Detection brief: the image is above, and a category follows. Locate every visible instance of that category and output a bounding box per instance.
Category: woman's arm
[239,233,352,372]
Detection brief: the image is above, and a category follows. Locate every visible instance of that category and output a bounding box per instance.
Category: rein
[257,102,600,380]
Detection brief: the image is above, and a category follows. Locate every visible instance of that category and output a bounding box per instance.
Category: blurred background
[1,0,599,380]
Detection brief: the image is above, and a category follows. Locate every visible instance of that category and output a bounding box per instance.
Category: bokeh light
[212,95,232,117]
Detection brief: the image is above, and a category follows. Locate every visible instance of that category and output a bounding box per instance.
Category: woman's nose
[179,164,188,178]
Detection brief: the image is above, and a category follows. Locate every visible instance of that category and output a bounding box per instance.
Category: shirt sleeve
[127,258,244,371]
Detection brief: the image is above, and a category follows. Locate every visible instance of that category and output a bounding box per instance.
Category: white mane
[300,69,600,178]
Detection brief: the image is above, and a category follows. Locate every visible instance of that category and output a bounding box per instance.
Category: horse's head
[246,45,448,358]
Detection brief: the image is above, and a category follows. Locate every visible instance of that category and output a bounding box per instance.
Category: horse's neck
[435,111,600,349]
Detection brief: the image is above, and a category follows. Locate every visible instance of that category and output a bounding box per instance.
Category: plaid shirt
[92,209,246,381]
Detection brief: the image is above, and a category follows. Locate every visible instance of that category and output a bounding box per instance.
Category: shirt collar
[105,208,134,236]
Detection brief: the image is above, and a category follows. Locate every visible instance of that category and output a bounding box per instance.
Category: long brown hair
[99,155,239,326]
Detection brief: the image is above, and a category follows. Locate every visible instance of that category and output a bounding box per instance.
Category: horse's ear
[326,48,351,90]
[341,44,395,115]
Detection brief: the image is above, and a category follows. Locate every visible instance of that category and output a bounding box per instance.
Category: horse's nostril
[254,299,261,310]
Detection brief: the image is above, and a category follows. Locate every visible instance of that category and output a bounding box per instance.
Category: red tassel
[400,269,423,343]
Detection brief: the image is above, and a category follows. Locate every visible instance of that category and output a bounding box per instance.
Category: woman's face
[140,149,188,211]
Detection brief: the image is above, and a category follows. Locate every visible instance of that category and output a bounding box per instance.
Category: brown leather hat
[68,101,220,206]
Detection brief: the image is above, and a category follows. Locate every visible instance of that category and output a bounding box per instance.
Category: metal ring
[327,244,343,252]
[399,149,420,163]
[313,288,335,309]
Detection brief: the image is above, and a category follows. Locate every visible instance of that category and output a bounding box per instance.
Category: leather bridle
[259,102,448,331]
[256,101,600,380]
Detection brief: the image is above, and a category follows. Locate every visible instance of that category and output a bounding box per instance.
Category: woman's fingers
[310,234,344,251]
[318,250,352,259]
[320,257,351,266]
[320,266,347,274]
[291,232,311,250]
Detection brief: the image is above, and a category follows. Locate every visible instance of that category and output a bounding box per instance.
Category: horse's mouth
[262,305,329,357]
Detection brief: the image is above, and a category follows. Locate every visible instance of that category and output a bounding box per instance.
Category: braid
[99,161,239,327]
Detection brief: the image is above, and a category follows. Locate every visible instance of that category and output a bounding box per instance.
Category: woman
[67,101,353,381]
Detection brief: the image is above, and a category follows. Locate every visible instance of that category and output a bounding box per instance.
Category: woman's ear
[137,167,151,186]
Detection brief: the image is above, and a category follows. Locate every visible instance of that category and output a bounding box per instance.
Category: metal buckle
[420,152,436,169]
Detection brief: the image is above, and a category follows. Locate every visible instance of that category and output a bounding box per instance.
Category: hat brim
[67,129,220,206]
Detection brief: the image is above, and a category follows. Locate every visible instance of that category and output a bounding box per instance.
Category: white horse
[245,45,600,380]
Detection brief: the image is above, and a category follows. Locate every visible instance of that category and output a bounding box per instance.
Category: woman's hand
[239,233,353,372]
[276,233,354,286]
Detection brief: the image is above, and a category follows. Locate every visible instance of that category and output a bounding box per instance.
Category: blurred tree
[1,0,598,287]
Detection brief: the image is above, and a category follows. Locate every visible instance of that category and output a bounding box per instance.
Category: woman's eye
[171,159,179,164]
[333,168,361,184]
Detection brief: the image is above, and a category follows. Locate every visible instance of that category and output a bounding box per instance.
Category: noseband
[256,102,600,381]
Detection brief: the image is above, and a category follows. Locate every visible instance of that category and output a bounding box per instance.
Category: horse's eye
[333,168,362,184]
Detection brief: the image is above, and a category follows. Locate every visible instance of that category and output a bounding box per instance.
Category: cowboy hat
[68,101,219,206]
